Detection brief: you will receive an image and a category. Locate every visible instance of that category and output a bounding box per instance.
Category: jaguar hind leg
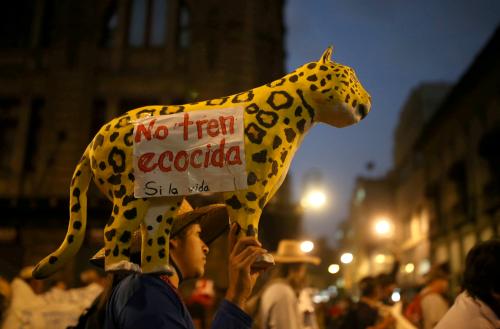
[104,190,148,273]
[140,196,183,274]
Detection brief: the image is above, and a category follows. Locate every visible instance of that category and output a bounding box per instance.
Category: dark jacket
[104,274,251,329]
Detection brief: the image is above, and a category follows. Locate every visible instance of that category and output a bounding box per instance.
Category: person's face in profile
[171,224,209,279]
[289,263,308,290]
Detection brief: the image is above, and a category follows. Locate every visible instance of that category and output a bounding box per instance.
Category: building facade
[342,26,500,291]
[392,83,451,287]
[412,26,500,290]
[0,0,291,285]
[340,176,395,288]
[0,0,285,198]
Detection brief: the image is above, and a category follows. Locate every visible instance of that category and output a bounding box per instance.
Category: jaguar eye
[357,104,368,119]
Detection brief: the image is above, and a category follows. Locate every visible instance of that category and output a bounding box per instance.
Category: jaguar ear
[320,46,333,64]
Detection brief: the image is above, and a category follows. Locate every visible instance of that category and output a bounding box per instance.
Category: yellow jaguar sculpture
[33,47,371,278]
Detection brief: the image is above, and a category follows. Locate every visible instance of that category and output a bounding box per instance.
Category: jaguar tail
[33,145,92,279]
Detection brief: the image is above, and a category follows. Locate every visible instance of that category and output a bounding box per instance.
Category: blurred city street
[0,1,499,328]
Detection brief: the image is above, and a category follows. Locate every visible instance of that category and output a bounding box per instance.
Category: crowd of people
[322,239,500,329]
[0,267,103,328]
[0,203,499,329]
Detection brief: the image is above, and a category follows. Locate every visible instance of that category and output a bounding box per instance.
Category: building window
[0,98,21,176]
[100,1,119,48]
[354,187,365,206]
[177,0,191,49]
[128,0,168,47]
[151,0,167,46]
[129,0,147,47]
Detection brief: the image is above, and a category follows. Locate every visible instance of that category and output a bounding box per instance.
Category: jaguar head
[303,47,372,128]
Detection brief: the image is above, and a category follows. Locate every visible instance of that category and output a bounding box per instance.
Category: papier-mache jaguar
[33,47,371,278]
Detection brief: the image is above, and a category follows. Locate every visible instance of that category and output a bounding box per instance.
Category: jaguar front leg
[223,191,275,270]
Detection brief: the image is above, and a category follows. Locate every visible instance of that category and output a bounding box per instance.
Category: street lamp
[301,190,327,209]
[374,254,386,264]
[340,252,353,264]
[300,169,328,210]
[374,216,393,237]
[300,240,314,253]
[404,263,415,273]
[328,264,340,274]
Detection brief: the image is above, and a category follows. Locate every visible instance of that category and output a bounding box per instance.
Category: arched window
[100,1,118,48]
[128,0,168,47]
[151,0,167,46]
[177,0,191,49]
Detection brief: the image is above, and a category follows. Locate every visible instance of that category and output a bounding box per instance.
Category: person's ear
[170,237,179,251]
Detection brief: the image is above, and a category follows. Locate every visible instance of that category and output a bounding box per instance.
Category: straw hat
[271,240,320,265]
[90,200,229,267]
[19,266,35,280]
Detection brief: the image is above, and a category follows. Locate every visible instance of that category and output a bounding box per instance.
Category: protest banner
[133,107,247,197]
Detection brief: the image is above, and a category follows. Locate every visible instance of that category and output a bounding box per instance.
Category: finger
[240,249,267,270]
[242,252,265,273]
[250,266,267,275]
[234,246,267,263]
[228,222,239,254]
[232,236,262,257]
[249,271,261,283]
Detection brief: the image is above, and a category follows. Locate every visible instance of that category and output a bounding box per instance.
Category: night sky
[284,0,500,245]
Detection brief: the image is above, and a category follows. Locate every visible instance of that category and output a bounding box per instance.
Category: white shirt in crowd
[420,289,449,329]
[2,278,101,329]
[259,281,302,329]
[435,291,500,329]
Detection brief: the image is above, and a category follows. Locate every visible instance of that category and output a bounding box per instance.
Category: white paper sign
[133,107,247,197]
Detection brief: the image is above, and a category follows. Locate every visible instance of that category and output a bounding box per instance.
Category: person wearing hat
[257,239,320,329]
[84,200,266,329]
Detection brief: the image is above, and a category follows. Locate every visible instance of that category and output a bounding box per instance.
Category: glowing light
[404,263,415,273]
[340,252,353,264]
[301,190,327,209]
[374,217,393,237]
[328,264,340,274]
[312,295,324,304]
[418,259,430,275]
[300,240,314,253]
[391,291,401,302]
[374,254,386,264]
